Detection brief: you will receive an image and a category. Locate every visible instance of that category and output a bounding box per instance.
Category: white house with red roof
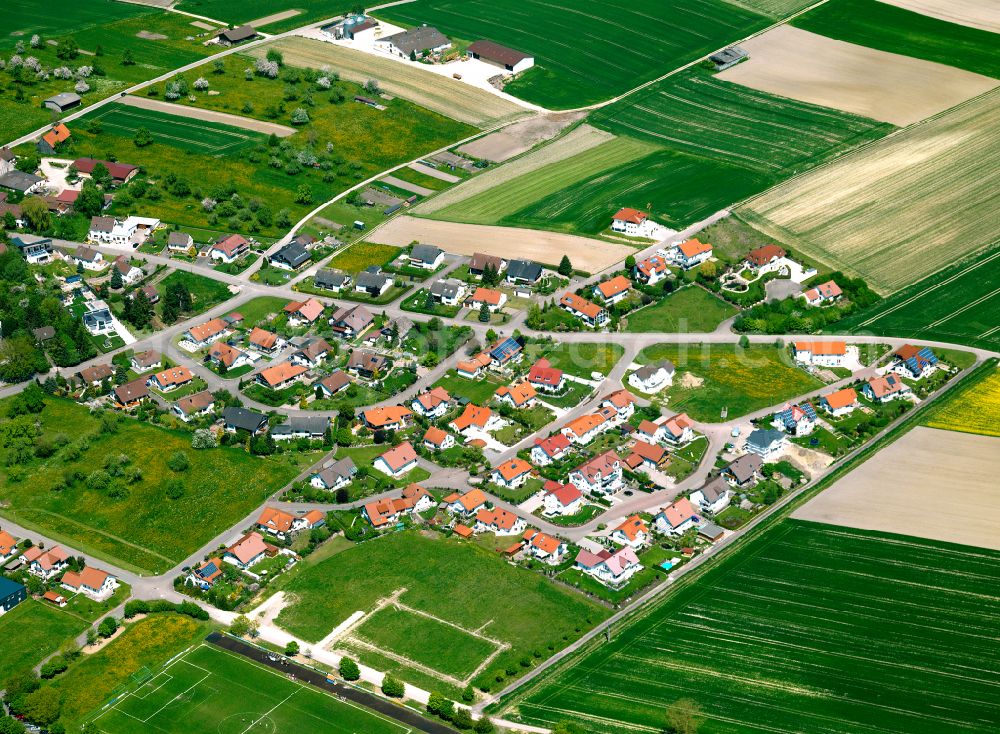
[569,450,624,496]
[793,340,848,368]
[474,508,527,536]
[491,458,533,489]
[224,532,273,570]
[600,390,636,421]
[654,498,700,536]
[611,207,649,237]
[527,358,565,393]
[593,275,632,306]
[61,566,118,601]
[284,298,325,327]
[800,280,842,306]
[443,489,488,516]
[670,238,713,269]
[423,426,456,451]
[373,442,419,477]
[541,480,584,516]
[531,434,571,466]
[495,382,537,409]
[610,515,650,549]
[661,413,695,445]
[523,529,566,564]
[574,546,641,588]
[633,254,669,285]
[820,387,859,417]
[23,546,70,580]
[211,234,250,263]
[559,293,609,329]
[411,386,452,418]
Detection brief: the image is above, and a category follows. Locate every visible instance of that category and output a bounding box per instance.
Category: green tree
[97,616,118,638]
[22,686,61,726]
[21,197,50,232]
[551,723,588,734]
[229,615,251,637]
[90,162,112,188]
[0,715,27,734]
[557,255,573,276]
[109,265,123,289]
[121,48,135,66]
[624,254,636,270]
[284,641,299,656]
[74,179,105,217]
[461,684,475,703]
[665,698,703,734]
[339,656,360,681]
[478,303,490,323]
[381,675,404,698]
[451,709,473,729]
[134,127,153,147]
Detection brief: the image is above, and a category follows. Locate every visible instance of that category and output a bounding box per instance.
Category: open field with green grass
[377,0,784,108]
[793,0,1000,79]
[921,361,1000,438]
[501,520,1000,734]
[0,398,301,574]
[740,90,1000,294]
[0,599,89,682]
[234,296,289,329]
[624,287,738,333]
[524,342,625,377]
[432,371,504,404]
[3,0,146,42]
[633,343,821,422]
[51,613,210,728]
[835,243,1000,349]
[275,530,607,691]
[92,642,408,734]
[326,242,401,274]
[176,0,347,32]
[157,270,234,317]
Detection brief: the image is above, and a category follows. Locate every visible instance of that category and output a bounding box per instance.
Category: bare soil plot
[249,9,302,27]
[415,124,614,216]
[368,216,632,272]
[719,25,998,125]
[877,0,1000,33]
[119,94,297,136]
[190,21,216,30]
[408,162,459,183]
[251,37,528,128]
[457,112,586,162]
[794,426,1000,550]
[381,175,433,196]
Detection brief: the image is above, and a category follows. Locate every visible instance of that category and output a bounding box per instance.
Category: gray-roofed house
[689,476,732,514]
[272,415,330,441]
[82,303,113,335]
[167,231,194,252]
[429,278,466,306]
[291,338,332,368]
[43,92,82,113]
[725,453,764,487]
[376,26,451,58]
[354,269,391,297]
[130,350,162,373]
[11,235,52,264]
[314,269,352,292]
[505,259,542,285]
[467,40,534,74]
[330,304,374,338]
[743,428,786,460]
[628,360,674,393]
[698,521,726,542]
[0,147,15,176]
[317,369,351,398]
[408,244,444,270]
[310,457,357,491]
[222,407,268,435]
[270,242,310,271]
[0,170,44,194]
[218,24,257,46]
[709,46,748,71]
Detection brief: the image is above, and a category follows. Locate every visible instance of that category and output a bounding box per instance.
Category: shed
[43,92,82,112]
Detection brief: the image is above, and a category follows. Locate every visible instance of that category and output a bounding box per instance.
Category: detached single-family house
[362,405,412,431]
[793,341,848,368]
[189,558,225,589]
[130,350,161,373]
[423,426,455,452]
[113,379,149,409]
[449,403,504,436]
[429,278,467,307]
[348,349,388,378]
[744,428,786,460]
[474,508,526,536]
[444,488,488,516]
[363,485,434,528]
[37,123,71,155]
[211,234,250,263]
[771,402,817,436]
[112,256,144,285]
[673,238,713,269]
[284,298,325,327]
[629,360,674,393]
[469,253,506,279]
[505,259,543,285]
[690,476,732,514]
[412,386,452,418]
[491,458,533,489]
[611,207,648,236]
[635,419,666,444]
[223,532,273,570]
[633,254,669,285]
[724,454,763,488]
[248,327,282,355]
[76,363,114,387]
[222,406,268,435]
[271,415,329,441]
[74,245,105,272]
[662,413,695,445]
[574,546,641,588]
[167,231,194,253]
[527,358,565,393]
[531,433,572,467]
[0,578,26,614]
[186,318,229,348]
[863,374,911,403]
[594,275,632,306]
[745,244,786,271]
[561,411,611,445]
[611,515,651,549]
[314,269,352,293]
[601,390,636,422]
[624,439,667,472]
[408,244,444,270]
[310,458,357,491]
[355,269,392,297]
[801,280,843,306]
[331,304,374,338]
[820,387,859,417]
[270,242,310,271]
[456,352,492,380]
[209,341,252,371]
[23,546,69,580]
[569,450,623,496]
[373,442,419,477]
[0,530,18,563]
[317,370,351,398]
[291,338,331,369]
[88,216,158,246]
[524,529,566,564]
[148,366,194,392]
[653,497,700,536]
[61,566,118,601]
[11,235,53,264]
[559,293,609,329]
[173,390,215,421]
[0,148,13,177]
[489,338,523,369]
[541,480,583,516]
[495,381,537,409]
[891,345,938,380]
[467,287,507,312]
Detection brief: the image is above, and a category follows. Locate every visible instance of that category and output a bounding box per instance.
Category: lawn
[234,296,289,329]
[0,398,301,574]
[432,371,504,404]
[91,642,408,734]
[353,605,501,681]
[921,361,1000,438]
[0,599,89,683]
[835,244,1000,350]
[500,520,1000,734]
[274,530,608,691]
[399,289,462,318]
[156,270,234,318]
[524,342,625,377]
[377,0,783,108]
[327,242,402,274]
[51,613,210,728]
[624,287,738,333]
[793,0,1000,80]
[632,343,822,422]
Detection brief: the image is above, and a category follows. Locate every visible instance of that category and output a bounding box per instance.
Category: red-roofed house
[611,208,648,236]
[73,157,138,185]
[527,358,565,393]
[594,275,632,306]
[662,413,695,445]
[495,382,537,409]
[634,254,669,285]
[374,442,419,477]
[185,318,229,347]
[412,387,452,418]
[611,515,650,549]
[745,244,786,271]
[211,234,250,263]
[569,450,623,496]
[523,529,566,564]
[559,293,609,328]
[148,366,194,392]
[531,433,571,466]
[575,546,641,588]
[0,530,17,563]
[491,458,533,489]
[456,352,492,380]
[444,488,488,516]
[654,498,700,536]
[541,480,583,516]
[284,298,325,326]
[23,546,70,579]
[820,387,859,417]
[362,406,412,430]
[800,280,843,306]
[450,404,504,436]
[61,566,118,601]
[793,340,848,367]
[474,508,527,536]
[467,287,507,312]
[423,426,456,451]
[672,238,713,269]
[224,532,274,570]
[249,327,282,354]
[256,361,307,390]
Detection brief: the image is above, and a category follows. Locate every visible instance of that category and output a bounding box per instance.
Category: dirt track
[368,216,633,273]
[249,9,302,27]
[119,95,297,136]
[794,426,1000,550]
[719,25,998,126]
[877,0,1000,33]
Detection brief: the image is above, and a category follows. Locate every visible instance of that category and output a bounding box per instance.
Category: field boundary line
[241,688,300,734]
[924,284,1000,329]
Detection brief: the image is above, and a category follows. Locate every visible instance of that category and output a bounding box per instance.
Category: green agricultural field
[624,287,738,333]
[524,342,625,377]
[326,242,401,273]
[500,520,1000,734]
[378,0,783,108]
[91,643,407,734]
[275,531,608,691]
[0,600,89,682]
[156,270,234,317]
[632,343,821,421]
[0,398,301,574]
[3,0,146,42]
[51,613,210,728]
[836,244,1000,350]
[793,0,1000,80]
[176,0,348,32]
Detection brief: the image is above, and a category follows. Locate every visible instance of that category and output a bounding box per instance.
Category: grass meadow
[3,0,145,43]
[92,643,406,734]
[326,242,401,274]
[633,343,821,421]
[793,0,1000,80]
[836,243,1000,349]
[378,0,775,108]
[0,398,301,574]
[176,0,349,32]
[274,531,607,691]
[156,270,234,317]
[0,600,89,682]
[624,287,738,333]
[921,361,1000,438]
[501,520,1000,734]
[523,342,625,377]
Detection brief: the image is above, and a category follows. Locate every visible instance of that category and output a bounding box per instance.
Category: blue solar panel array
[490,337,522,363]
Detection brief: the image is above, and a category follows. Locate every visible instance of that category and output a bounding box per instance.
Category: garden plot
[794,426,1000,550]
[876,0,1000,32]
[718,25,998,125]
[457,111,585,162]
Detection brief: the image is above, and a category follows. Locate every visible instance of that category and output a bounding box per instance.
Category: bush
[167,451,190,472]
[339,656,360,681]
[123,599,209,621]
[39,656,69,679]
[381,675,404,698]
[97,616,118,638]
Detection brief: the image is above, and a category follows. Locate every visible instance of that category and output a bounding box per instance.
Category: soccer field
[91,644,409,734]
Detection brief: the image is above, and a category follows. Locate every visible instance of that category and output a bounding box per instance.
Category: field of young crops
[740,89,1000,294]
[502,520,1000,734]
[377,0,774,108]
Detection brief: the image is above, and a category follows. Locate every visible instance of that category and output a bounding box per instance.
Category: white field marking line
[111,670,212,724]
[98,653,213,724]
[980,323,1000,338]
[130,672,173,699]
[855,247,1000,327]
[240,688,300,734]
[925,285,1000,329]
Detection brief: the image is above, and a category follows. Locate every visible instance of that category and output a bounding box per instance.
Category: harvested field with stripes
[740,90,1000,294]
[501,520,1000,733]
[876,0,1000,33]
[252,37,529,127]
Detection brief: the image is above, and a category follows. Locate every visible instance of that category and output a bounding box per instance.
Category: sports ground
[90,644,409,734]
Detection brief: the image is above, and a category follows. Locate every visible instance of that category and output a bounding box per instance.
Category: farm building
[376,26,451,58]
[468,40,534,74]
[43,92,81,113]
[217,25,258,46]
[321,16,381,42]
[0,170,44,195]
[709,46,748,71]
[73,158,139,185]
[37,123,71,155]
